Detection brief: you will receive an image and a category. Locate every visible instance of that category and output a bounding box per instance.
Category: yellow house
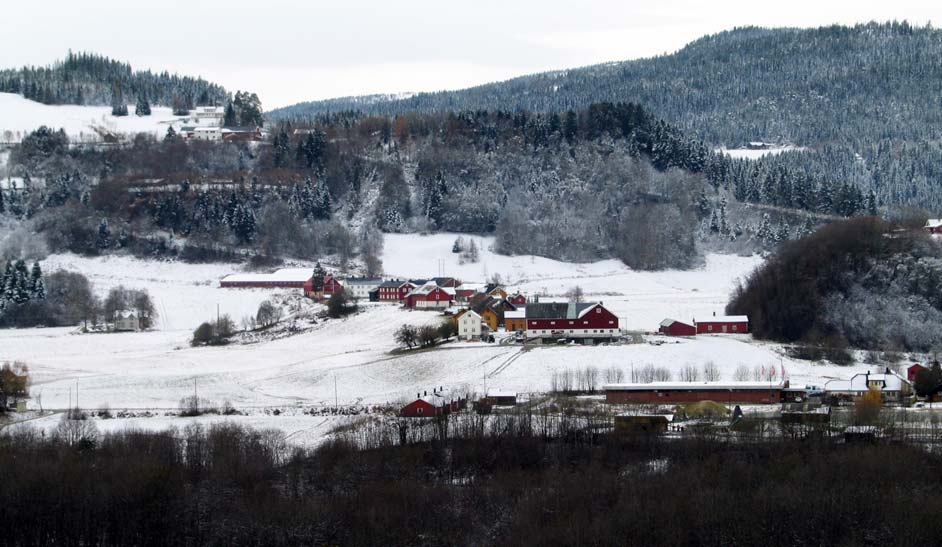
[481,308,500,331]
[487,287,507,299]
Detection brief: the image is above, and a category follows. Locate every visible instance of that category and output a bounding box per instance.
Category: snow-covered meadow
[0,92,182,142]
[0,235,887,445]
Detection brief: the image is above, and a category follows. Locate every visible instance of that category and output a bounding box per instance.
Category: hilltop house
[525,302,619,343]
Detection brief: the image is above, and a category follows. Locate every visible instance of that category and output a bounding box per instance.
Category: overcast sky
[1,1,940,109]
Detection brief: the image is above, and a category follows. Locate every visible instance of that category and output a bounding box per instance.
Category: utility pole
[334,374,338,409]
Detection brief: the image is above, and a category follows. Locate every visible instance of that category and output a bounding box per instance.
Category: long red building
[695,315,749,334]
[604,381,783,404]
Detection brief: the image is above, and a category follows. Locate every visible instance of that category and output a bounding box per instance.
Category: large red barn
[322,275,344,296]
[695,315,749,334]
[220,268,313,290]
[404,283,455,309]
[377,280,417,302]
[525,302,619,342]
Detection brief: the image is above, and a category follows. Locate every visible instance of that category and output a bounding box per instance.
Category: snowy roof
[221,268,313,283]
[456,283,486,292]
[487,390,517,398]
[344,277,383,286]
[378,279,411,289]
[526,302,598,320]
[660,318,693,327]
[696,315,748,323]
[825,371,910,393]
[409,283,456,296]
[604,381,785,391]
[505,309,526,319]
[926,219,942,229]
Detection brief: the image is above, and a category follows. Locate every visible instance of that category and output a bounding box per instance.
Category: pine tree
[756,213,775,245]
[164,125,178,142]
[135,94,151,116]
[223,101,237,127]
[12,260,29,304]
[0,187,4,215]
[719,198,730,235]
[709,210,720,233]
[29,262,44,299]
[97,218,112,251]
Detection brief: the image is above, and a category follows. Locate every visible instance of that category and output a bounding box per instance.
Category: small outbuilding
[658,318,696,337]
[483,390,517,406]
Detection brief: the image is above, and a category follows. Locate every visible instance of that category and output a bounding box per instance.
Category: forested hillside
[727,217,942,354]
[0,102,820,270]
[0,51,228,111]
[271,22,942,213]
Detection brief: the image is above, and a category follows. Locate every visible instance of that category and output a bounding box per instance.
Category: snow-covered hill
[0,92,181,142]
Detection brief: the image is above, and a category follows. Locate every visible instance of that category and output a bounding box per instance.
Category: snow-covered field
[0,92,181,142]
[383,233,760,330]
[0,237,886,445]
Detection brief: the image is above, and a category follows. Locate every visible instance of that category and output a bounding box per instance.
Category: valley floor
[0,237,890,445]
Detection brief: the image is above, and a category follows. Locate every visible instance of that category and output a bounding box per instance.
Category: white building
[193,106,226,126]
[114,310,141,332]
[344,277,383,300]
[825,369,912,402]
[458,310,483,340]
[191,126,222,141]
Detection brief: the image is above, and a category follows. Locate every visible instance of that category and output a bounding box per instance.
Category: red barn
[404,283,455,309]
[908,363,929,383]
[695,315,749,334]
[659,318,696,337]
[323,275,344,296]
[508,293,527,306]
[525,302,619,342]
[605,381,783,404]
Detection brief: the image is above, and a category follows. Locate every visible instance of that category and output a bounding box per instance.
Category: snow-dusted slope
[0,92,181,142]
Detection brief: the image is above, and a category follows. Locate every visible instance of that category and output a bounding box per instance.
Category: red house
[404,283,455,309]
[400,389,467,417]
[695,315,749,334]
[525,302,619,342]
[908,363,929,383]
[323,275,344,296]
[376,280,417,302]
[925,219,942,234]
[508,293,527,306]
[659,318,697,337]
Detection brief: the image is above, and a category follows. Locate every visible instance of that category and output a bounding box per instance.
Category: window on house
[417,407,423,414]
[596,308,601,313]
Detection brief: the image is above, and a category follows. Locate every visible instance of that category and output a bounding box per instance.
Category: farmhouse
[113,310,141,332]
[192,105,225,126]
[695,314,749,334]
[455,283,486,302]
[220,268,314,290]
[343,277,383,300]
[604,381,784,404]
[925,219,942,234]
[470,295,517,330]
[525,302,619,342]
[457,310,484,340]
[659,318,697,337]
[824,369,912,403]
[404,283,456,310]
[400,388,467,417]
[377,279,417,302]
[483,390,518,406]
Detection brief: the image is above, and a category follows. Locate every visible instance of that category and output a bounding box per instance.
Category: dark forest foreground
[1,424,941,546]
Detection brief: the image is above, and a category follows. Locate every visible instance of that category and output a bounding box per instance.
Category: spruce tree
[29,262,44,299]
[135,94,151,116]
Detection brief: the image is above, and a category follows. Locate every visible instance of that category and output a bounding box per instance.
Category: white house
[193,106,226,126]
[191,126,222,141]
[343,277,383,300]
[114,310,141,332]
[825,369,912,402]
[458,310,483,340]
